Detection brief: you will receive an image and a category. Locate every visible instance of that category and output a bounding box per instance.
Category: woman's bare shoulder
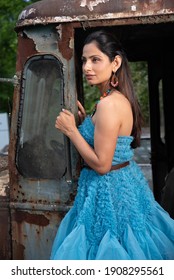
[98,91,131,114]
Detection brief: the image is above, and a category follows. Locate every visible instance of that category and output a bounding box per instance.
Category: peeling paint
[131,5,137,12]
[80,0,110,11]
[24,26,58,53]
[15,9,174,28]
[57,25,74,60]
[18,8,36,20]
[15,0,174,28]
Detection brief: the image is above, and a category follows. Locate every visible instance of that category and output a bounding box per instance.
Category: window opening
[16,55,66,179]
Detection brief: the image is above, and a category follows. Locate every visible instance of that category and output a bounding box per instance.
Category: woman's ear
[113,55,122,72]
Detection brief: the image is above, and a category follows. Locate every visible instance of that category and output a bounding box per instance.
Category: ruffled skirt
[50,162,174,260]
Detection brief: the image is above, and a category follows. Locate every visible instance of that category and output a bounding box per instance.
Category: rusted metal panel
[16,33,38,72]
[16,0,174,27]
[10,178,76,207]
[57,24,74,60]
[9,23,77,191]
[11,209,66,259]
[17,24,74,62]
[0,156,11,259]
[9,21,78,259]
[0,207,11,259]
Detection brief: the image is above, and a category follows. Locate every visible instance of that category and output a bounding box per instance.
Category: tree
[130,61,149,126]
[0,0,37,113]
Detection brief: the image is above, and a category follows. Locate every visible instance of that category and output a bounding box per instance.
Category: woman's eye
[92,57,100,62]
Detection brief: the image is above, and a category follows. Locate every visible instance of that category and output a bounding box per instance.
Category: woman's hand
[55,109,76,137]
[77,100,86,124]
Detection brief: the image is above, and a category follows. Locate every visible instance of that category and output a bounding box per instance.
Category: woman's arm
[55,98,122,174]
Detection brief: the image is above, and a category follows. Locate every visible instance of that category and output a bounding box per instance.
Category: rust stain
[16,32,37,72]
[142,0,164,10]
[15,0,174,28]
[12,211,49,226]
[0,209,11,259]
[57,24,73,60]
[13,241,25,260]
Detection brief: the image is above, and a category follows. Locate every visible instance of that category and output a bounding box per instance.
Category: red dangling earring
[110,72,118,88]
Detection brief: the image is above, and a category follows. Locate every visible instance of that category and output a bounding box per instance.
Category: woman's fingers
[77,100,86,121]
[55,108,76,134]
[61,108,72,115]
[77,100,85,115]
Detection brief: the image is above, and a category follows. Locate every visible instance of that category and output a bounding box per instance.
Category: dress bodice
[78,116,134,164]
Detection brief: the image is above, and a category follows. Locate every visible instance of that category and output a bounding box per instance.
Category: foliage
[130,61,149,126]
[83,76,100,115]
[0,0,37,113]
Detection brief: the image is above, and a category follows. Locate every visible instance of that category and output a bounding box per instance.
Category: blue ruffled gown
[50,116,174,260]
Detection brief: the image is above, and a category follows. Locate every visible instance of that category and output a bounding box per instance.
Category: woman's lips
[86,75,95,80]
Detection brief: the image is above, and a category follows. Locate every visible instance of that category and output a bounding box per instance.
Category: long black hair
[83,30,143,148]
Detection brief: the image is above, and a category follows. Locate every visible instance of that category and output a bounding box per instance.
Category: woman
[50,30,174,260]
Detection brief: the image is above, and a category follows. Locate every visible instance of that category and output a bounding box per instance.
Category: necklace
[91,89,112,117]
[100,88,112,100]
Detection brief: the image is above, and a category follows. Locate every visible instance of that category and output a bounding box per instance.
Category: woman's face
[82,42,115,88]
